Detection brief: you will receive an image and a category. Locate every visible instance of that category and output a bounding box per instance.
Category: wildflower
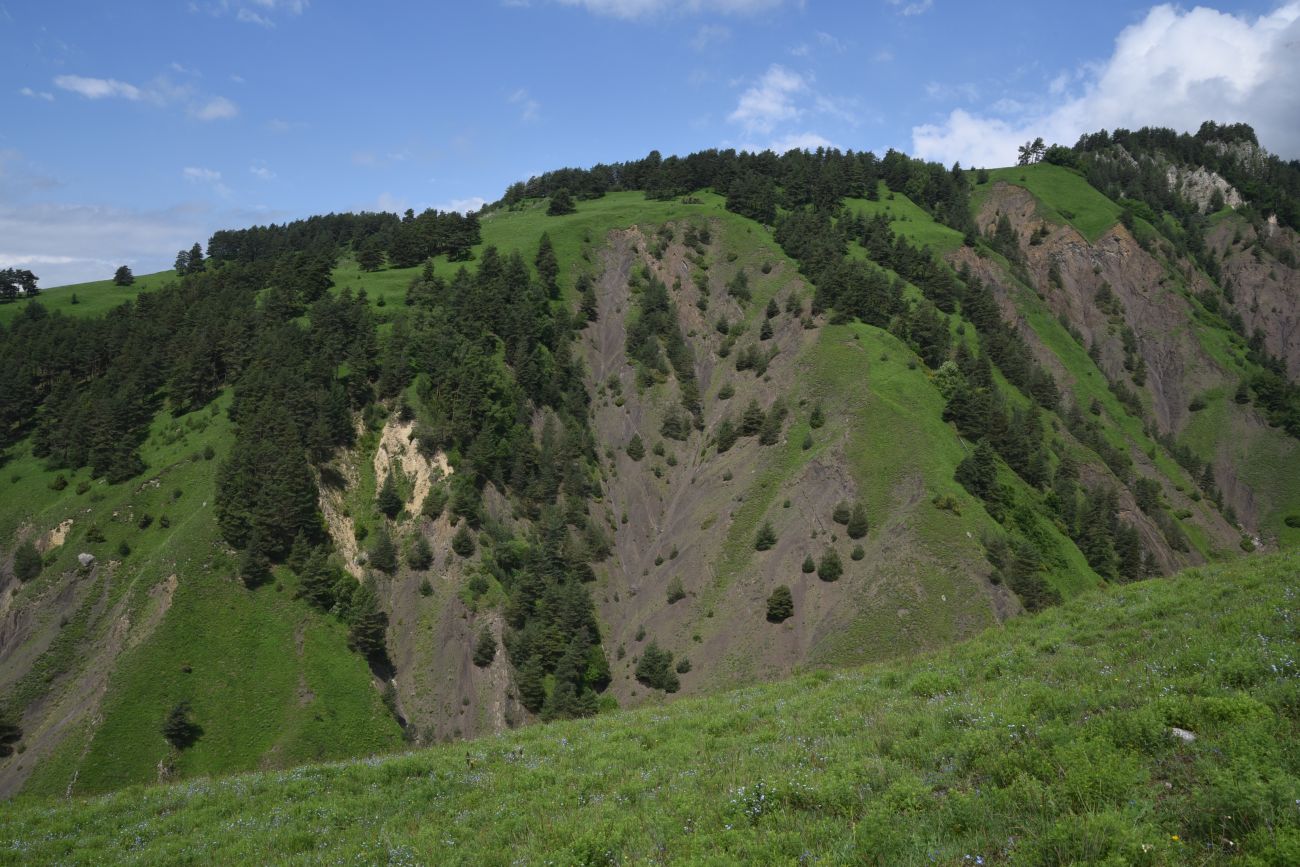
[1171,834,1180,842]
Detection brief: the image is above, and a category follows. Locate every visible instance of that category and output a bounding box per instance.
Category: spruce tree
[113,265,135,286]
[13,539,42,583]
[755,521,777,551]
[346,580,389,660]
[535,232,559,298]
[801,554,815,574]
[473,625,497,667]
[578,273,599,322]
[634,642,680,692]
[766,584,794,622]
[376,470,402,519]
[161,701,199,749]
[547,188,576,216]
[369,526,398,573]
[817,547,843,582]
[451,523,475,558]
[516,656,547,712]
[846,503,869,539]
[0,704,20,757]
[626,434,645,461]
[407,534,433,571]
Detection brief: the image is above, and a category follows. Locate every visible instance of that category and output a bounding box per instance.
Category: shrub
[418,579,433,597]
[801,555,815,574]
[675,657,692,674]
[666,575,686,604]
[766,585,793,622]
[851,545,865,561]
[48,474,68,491]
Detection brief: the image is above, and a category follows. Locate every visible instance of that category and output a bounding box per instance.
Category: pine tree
[832,502,851,525]
[809,403,825,429]
[765,297,780,319]
[547,188,576,216]
[407,533,433,571]
[766,584,794,623]
[535,232,559,298]
[161,701,200,749]
[186,242,206,274]
[578,273,599,322]
[13,539,42,583]
[955,440,999,501]
[369,526,398,573]
[0,704,20,757]
[846,503,869,539]
[817,547,843,582]
[634,642,680,692]
[239,546,271,588]
[801,554,816,573]
[113,265,135,286]
[346,580,389,660]
[625,434,645,461]
[666,575,686,603]
[376,470,402,519]
[759,318,774,341]
[516,656,546,713]
[755,521,777,551]
[451,523,475,558]
[473,625,497,667]
[420,485,448,520]
[715,417,738,453]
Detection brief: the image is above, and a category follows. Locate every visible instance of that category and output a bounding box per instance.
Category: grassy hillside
[0,271,175,326]
[2,551,1295,865]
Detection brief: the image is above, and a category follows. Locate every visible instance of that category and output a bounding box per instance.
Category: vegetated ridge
[1,121,1298,804]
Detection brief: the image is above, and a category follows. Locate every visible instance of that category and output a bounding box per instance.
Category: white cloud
[767,131,837,152]
[191,95,238,121]
[53,74,144,101]
[913,2,1300,167]
[19,87,55,101]
[886,0,932,16]
[728,64,806,134]
[249,163,276,181]
[193,0,309,26]
[0,202,215,287]
[552,0,785,18]
[509,88,541,123]
[691,23,730,51]
[434,196,488,214]
[183,167,222,183]
[236,7,273,26]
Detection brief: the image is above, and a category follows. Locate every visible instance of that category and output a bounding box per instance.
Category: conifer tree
[547,188,576,216]
[516,656,546,713]
[801,554,815,574]
[473,625,497,667]
[113,265,135,286]
[346,579,389,660]
[755,521,777,551]
[535,232,559,298]
[369,526,398,573]
[451,523,475,558]
[817,547,843,582]
[407,533,433,571]
[161,702,200,749]
[846,503,869,539]
[376,470,402,519]
[13,539,42,583]
[766,584,793,623]
[0,704,20,757]
[625,434,645,461]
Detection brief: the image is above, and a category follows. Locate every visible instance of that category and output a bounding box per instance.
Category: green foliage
[406,534,433,571]
[420,485,448,520]
[472,626,496,668]
[161,702,200,750]
[546,188,576,217]
[450,524,475,558]
[846,502,869,539]
[816,547,842,582]
[0,703,21,757]
[634,642,680,693]
[368,527,398,574]
[625,434,645,461]
[666,575,686,604]
[801,555,815,574]
[376,471,402,519]
[754,521,777,551]
[13,538,42,582]
[765,585,793,623]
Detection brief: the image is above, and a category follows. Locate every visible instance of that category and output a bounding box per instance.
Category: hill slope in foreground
[2,551,1297,865]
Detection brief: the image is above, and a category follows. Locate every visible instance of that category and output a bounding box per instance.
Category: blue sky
[2,0,1297,285]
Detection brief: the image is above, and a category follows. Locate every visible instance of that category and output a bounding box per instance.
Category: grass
[1,394,401,798]
[975,164,1122,243]
[846,184,967,254]
[2,551,1296,865]
[0,271,175,326]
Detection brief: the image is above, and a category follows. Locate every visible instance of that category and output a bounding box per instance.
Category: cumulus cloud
[54,74,144,101]
[183,167,222,183]
[549,0,784,19]
[729,64,806,134]
[434,196,488,214]
[767,131,838,152]
[191,95,239,121]
[912,2,1300,167]
[19,87,55,101]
